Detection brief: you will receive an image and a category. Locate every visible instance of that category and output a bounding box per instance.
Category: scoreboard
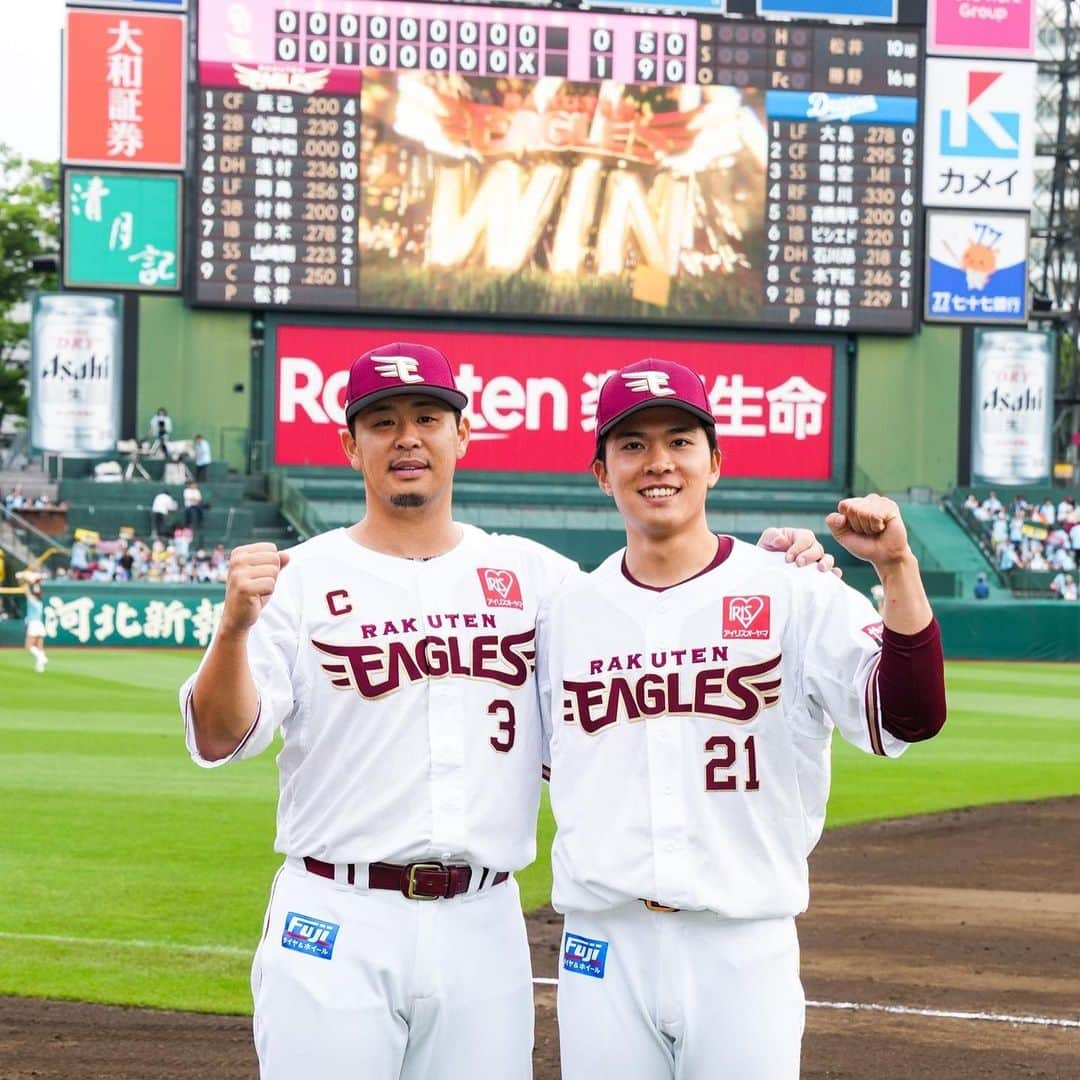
[192,0,923,332]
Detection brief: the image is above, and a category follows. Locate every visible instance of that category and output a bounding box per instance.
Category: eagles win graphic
[357,71,766,320]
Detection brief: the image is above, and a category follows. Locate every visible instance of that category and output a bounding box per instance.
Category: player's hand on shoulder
[756,526,841,577]
[222,542,291,633]
[826,494,912,568]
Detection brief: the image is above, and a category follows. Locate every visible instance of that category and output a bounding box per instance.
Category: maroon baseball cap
[344,342,468,424]
[594,358,716,444]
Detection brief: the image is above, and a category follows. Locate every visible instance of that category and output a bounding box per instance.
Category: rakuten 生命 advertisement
[273,324,836,480]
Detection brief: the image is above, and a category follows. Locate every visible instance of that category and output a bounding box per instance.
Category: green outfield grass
[0,649,1077,1014]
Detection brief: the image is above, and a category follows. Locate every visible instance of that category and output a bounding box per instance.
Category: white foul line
[805,999,1080,1030]
[0,930,250,958]
[536,979,1078,1029]
[4,932,1077,1030]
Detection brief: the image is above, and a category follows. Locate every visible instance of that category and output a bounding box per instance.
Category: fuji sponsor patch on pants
[281,911,339,960]
[562,932,608,979]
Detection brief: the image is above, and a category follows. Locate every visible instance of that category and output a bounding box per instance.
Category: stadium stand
[947,486,1080,598]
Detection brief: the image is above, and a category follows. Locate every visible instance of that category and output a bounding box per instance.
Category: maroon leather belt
[303,857,509,900]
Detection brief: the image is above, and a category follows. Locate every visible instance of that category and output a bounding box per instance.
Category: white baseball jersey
[537,537,907,918]
[182,524,576,870]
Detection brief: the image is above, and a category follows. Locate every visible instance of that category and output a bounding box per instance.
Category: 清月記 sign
[64,170,181,291]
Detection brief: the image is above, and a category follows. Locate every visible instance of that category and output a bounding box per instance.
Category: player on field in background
[180,343,836,1080]
[19,573,48,673]
[537,357,947,1080]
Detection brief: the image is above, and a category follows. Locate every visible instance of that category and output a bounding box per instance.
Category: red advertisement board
[274,326,835,480]
[63,10,187,169]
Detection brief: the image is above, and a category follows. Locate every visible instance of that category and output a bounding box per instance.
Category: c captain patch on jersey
[562,932,608,979]
[281,912,340,960]
[722,595,771,639]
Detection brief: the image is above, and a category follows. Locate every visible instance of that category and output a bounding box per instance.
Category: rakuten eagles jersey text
[536,539,907,920]
[182,524,576,870]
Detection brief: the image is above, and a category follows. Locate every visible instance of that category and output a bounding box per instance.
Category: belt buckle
[404,862,447,900]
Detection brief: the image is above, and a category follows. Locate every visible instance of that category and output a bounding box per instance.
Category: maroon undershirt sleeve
[877,619,947,743]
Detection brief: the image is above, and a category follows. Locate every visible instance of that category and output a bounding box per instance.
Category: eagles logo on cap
[374,357,424,384]
[344,342,468,424]
[594,357,717,444]
[622,370,677,397]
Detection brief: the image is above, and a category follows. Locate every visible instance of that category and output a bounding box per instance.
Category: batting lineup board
[192,0,923,332]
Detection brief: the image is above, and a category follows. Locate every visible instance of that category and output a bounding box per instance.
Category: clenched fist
[825,494,912,569]
[222,542,291,634]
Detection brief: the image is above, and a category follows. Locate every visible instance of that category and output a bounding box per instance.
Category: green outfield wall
[0,584,225,648]
[137,298,251,472]
[853,326,962,494]
[935,599,1080,661]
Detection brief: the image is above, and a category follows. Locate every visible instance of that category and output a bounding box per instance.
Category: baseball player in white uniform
[537,358,947,1079]
[182,342,579,1079]
[181,343,839,1078]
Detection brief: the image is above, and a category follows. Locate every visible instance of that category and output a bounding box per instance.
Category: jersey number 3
[704,734,760,792]
[489,699,516,753]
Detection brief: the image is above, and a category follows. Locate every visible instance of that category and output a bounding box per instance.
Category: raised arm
[826,495,931,633]
[190,542,290,761]
[826,494,944,742]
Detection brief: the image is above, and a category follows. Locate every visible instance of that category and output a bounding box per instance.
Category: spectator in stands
[991,511,1008,552]
[982,491,1003,515]
[1071,518,1080,559]
[1047,521,1070,553]
[148,407,174,458]
[183,481,205,534]
[973,572,990,600]
[997,543,1017,572]
[151,490,178,539]
[69,538,91,579]
[92,554,115,582]
[962,492,980,514]
[4,485,27,511]
[1057,496,1076,525]
[1028,542,1049,572]
[1007,510,1024,546]
[192,434,212,482]
[1063,575,1078,601]
[1051,546,1076,573]
[1037,498,1057,525]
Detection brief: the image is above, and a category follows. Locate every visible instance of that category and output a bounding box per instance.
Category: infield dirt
[2,798,1077,1078]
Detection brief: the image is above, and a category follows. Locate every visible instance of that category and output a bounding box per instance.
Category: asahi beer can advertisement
[30,293,123,457]
[971,328,1054,486]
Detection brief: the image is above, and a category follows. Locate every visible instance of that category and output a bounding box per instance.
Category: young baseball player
[181,343,837,1079]
[537,357,947,1080]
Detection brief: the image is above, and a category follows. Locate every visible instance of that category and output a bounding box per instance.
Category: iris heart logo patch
[722,595,771,639]
[477,568,523,609]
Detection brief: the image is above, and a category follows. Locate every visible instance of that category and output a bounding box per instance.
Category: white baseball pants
[251,858,534,1079]
[557,903,804,1079]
